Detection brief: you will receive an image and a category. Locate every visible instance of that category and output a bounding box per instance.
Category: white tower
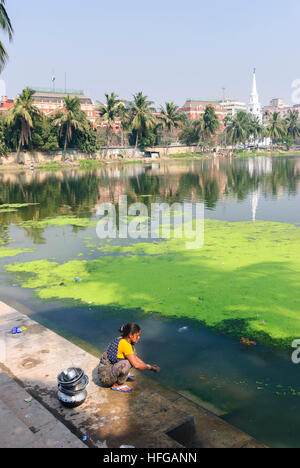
[248,68,262,123]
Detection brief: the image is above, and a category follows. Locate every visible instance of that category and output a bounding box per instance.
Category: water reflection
[1,156,300,447]
[0,156,300,244]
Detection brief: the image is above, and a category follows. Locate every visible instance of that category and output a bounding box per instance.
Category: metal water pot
[57,367,89,408]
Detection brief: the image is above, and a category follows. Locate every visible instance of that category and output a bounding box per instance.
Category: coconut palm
[202,105,220,143]
[96,93,125,146]
[249,116,263,146]
[285,110,300,142]
[222,115,231,147]
[192,117,205,150]
[225,111,250,148]
[267,112,286,149]
[129,92,157,151]
[6,88,42,158]
[0,0,13,72]
[159,102,184,140]
[52,96,88,153]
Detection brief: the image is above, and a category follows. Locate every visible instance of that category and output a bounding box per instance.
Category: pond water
[1,156,300,448]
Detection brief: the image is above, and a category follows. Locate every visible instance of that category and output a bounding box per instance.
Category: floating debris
[240,338,257,347]
[178,326,188,333]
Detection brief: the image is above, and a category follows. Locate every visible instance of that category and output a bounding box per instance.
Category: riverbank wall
[0,145,200,166]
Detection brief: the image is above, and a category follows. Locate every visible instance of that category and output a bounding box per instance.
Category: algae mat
[5,219,300,349]
[0,236,34,259]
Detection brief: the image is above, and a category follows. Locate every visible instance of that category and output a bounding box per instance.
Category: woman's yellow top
[117,339,134,360]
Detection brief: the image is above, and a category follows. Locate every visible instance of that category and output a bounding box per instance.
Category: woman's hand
[150,365,160,373]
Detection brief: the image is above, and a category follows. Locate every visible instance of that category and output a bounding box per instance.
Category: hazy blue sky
[1,0,299,107]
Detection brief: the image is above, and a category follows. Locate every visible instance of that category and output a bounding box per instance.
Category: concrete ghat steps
[0,372,86,448]
[0,301,266,448]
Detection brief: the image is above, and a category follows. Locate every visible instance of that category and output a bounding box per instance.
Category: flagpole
[52,71,56,92]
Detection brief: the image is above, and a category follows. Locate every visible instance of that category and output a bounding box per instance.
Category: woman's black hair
[119,323,141,338]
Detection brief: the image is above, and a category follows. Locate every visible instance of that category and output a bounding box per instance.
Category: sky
[0,0,299,107]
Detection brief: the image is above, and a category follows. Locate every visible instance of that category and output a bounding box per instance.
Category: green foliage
[128,92,158,150]
[179,125,199,145]
[0,0,13,72]
[70,122,100,154]
[52,96,88,153]
[0,115,9,156]
[179,106,221,149]
[278,134,293,151]
[78,159,102,169]
[267,112,286,144]
[225,111,252,147]
[37,162,63,171]
[285,110,300,142]
[31,116,59,152]
[128,127,158,150]
[6,88,42,157]
[96,93,125,146]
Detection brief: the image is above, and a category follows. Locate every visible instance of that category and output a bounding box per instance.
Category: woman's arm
[126,354,160,373]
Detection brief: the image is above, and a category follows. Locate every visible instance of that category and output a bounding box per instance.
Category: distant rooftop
[31,88,92,105]
[181,99,223,109]
[31,87,84,95]
[185,99,219,104]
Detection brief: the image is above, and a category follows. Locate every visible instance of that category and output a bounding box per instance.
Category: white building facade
[219,99,247,117]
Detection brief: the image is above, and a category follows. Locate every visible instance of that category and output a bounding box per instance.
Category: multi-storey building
[262,98,300,123]
[31,88,97,123]
[0,96,14,116]
[179,99,227,122]
[218,98,247,117]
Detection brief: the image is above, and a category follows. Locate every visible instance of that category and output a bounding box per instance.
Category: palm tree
[225,111,250,149]
[249,116,263,147]
[223,115,231,148]
[6,88,42,158]
[0,0,13,72]
[202,106,220,145]
[267,112,286,150]
[129,92,157,151]
[159,102,184,141]
[96,93,125,146]
[52,96,88,153]
[192,117,205,150]
[286,110,300,142]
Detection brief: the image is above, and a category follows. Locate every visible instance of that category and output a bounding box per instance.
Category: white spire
[248,68,262,123]
[251,68,258,96]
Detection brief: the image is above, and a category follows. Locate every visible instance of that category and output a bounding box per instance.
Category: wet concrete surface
[0,301,266,448]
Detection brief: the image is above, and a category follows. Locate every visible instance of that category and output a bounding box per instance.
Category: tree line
[71,92,300,152]
[1,88,300,158]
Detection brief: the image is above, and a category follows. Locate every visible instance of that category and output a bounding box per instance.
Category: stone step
[0,399,38,448]
[0,371,86,448]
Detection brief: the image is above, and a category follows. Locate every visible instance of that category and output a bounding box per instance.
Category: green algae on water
[17,216,97,229]
[0,247,34,258]
[0,203,40,213]
[5,219,300,349]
